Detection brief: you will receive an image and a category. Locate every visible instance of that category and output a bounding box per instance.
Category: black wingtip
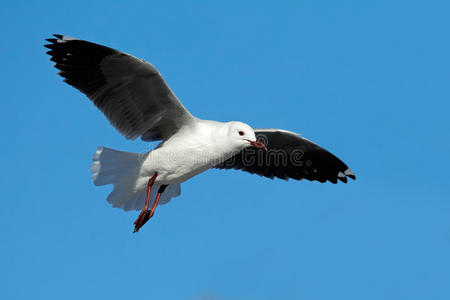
[344,168,356,181]
[338,176,348,183]
[53,34,63,39]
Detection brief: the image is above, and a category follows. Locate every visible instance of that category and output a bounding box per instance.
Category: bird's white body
[91,119,257,211]
[142,119,246,185]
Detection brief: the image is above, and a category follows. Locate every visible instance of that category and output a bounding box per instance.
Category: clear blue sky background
[1,1,449,299]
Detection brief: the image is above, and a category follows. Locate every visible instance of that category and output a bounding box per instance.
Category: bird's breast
[141,143,233,185]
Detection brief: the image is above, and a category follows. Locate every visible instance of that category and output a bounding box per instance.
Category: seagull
[45,34,356,232]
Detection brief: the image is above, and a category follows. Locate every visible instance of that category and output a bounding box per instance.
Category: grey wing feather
[45,34,194,141]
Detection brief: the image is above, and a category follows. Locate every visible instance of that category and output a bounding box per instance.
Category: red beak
[247,140,267,151]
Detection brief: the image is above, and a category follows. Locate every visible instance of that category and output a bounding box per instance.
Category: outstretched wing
[45,34,194,141]
[216,129,356,184]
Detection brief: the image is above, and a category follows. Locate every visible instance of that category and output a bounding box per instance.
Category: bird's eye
[238,131,245,136]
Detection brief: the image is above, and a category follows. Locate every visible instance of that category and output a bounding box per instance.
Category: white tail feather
[91,146,181,211]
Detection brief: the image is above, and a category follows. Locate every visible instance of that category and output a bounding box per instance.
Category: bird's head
[227,121,267,151]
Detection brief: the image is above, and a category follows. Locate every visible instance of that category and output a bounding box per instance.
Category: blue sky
[1,0,449,299]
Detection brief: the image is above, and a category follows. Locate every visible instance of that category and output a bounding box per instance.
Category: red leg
[148,185,167,219]
[143,173,158,211]
[133,173,157,232]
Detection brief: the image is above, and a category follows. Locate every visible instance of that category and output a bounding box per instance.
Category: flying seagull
[45,34,356,232]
